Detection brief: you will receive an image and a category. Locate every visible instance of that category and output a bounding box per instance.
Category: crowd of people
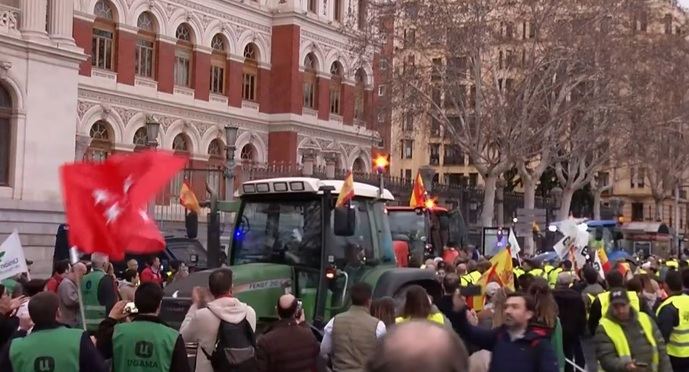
[0,248,687,372]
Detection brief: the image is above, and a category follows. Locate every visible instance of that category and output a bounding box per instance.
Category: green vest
[331,306,379,372]
[113,320,178,372]
[599,312,658,370]
[656,294,689,357]
[81,270,106,331]
[529,268,545,278]
[598,291,641,315]
[9,327,83,372]
[514,267,525,278]
[396,311,445,325]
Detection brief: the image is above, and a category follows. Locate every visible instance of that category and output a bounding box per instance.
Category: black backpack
[201,315,257,372]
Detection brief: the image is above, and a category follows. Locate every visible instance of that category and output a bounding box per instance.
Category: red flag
[60,151,187,261]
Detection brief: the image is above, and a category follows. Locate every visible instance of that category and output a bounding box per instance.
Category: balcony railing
[0,4,20,35]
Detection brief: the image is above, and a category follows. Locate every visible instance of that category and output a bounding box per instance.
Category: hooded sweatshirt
[180,297,257,372]
[594,307,672,372]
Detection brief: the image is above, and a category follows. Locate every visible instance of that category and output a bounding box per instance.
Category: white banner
[508,229,521,258]
[0,231,28,281]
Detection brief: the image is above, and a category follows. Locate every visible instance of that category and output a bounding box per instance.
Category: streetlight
[224,125,238,201]
[373,153,389,198]
[145,115,160,149]
[145,116,160,220]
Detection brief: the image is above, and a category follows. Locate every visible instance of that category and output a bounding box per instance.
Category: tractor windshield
[232,199,322,268]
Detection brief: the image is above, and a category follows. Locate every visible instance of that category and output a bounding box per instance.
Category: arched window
[242,44,259,101]
[210,34,227,94]
[175,24,194,87]
[303,53,318,109]
[92,0,116,70]
[133,127,148,149]
[87,121,112,162]
[353,158,366,174]
[240,144,256,163]
[0,85,11,185]
[329,62,343,115]
[135,12,157,78]
[172,133,191,153]
[208,139,224,159]
[354,68,366,120]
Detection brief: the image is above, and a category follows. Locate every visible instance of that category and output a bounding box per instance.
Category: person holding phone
[255,294,319,372]
[595,289,671,372]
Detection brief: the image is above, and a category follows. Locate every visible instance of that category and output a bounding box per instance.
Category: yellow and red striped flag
[409,172,427,208]
[179,181,201,214]
[335,171,355,207]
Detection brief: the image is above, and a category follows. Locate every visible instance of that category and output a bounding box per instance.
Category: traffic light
[373,153,390,174]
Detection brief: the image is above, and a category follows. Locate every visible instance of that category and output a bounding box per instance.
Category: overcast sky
[680,0,689,8]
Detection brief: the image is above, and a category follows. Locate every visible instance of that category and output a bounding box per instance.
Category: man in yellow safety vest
[594,289,671,372]
[656,270,689,371]
[587,270,652,336]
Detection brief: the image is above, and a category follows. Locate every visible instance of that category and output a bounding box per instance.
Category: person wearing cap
[553,272,586,372]
[656,270,689,371]
[588,270,652,336]
[595,288,671,372]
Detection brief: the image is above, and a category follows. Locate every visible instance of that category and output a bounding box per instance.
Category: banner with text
[0,231,28,281]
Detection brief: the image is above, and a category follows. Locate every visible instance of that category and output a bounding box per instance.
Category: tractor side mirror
[334,206,356,236]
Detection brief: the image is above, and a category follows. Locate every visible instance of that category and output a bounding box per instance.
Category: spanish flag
[469,247,515,310]
[336,170,355,207]
[179,181,201,214]
[595,241,611,273]
[409,172,426,208]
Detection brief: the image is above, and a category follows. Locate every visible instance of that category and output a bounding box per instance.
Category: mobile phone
[634,362,648,368]
[123,302,138,314]
[295,300,303,318]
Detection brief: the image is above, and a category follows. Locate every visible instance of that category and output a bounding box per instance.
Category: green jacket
[594,309,672,372]
[551,318,565,371]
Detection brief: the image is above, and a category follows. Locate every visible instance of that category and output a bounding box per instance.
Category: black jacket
[0,322,106,372]
[552,287,586,340]
[96,314,190,372]
[256,318,319,372]
[656,293,689,371]
[97,274,118,316]
[0,315,18,351]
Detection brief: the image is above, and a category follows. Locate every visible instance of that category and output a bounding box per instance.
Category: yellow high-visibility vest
[395,312,445,325]
[598,291,641,315]
[599,312,658,370]
[529,268,545,278]
[656,294,689,358]
[514,267,525,278]
[547,267,563,288]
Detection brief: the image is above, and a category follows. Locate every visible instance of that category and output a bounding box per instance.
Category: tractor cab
[162,177,407,331]
[387,204,468,266]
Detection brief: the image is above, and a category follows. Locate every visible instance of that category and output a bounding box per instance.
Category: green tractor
[161,177,442,332]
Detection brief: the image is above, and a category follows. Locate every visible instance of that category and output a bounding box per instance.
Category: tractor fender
[372,268,443,302]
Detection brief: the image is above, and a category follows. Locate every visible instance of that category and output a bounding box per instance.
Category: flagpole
[70,247,87,331]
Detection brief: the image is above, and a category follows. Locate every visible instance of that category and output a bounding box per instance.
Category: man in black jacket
[552,272,586,372]
[96,282,190,372]
[256,294,319,372]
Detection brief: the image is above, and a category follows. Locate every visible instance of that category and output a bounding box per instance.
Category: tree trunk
[523,178,537,255]
[480,174,497,227]
[557,187,576,221]
[593,190,602,220]
[496,183,504,226]
[655,198,663,221]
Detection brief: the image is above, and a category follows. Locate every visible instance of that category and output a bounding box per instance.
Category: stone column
[48,0,75,45]
[21,0,48,40]
[324,152,338,180]
[75,134,91,161]
[301,149,318,177]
